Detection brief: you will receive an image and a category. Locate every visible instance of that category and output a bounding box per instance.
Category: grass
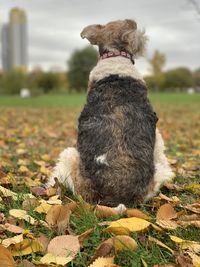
[0,92,199,266]
[0,92,200,108]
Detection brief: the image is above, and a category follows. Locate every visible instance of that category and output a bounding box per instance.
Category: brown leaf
[95,205,118,218]
[175,254,194,267]
[184,203,200,214]
[45,204,72,234]
[78,228,93,246]
[30,186,46,196]
[156,203,177,221]
[0,244,16,267]
[22,198,40,211]
[125,208,149,220]
[0,223,23,234]
[89,243,113,265]
[47,235,80,257]
[45,187,57,197]
[106,235,137,251]
[36,235,50,252]
[164,182,183,191]
[16,260,35,267]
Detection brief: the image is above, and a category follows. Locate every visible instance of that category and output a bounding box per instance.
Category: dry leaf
[0,185,17,200]
[0,244,16,267]
[187,252,200,267]
[46,195,62,205]
[9,209,36,225]
[184,203,200,214]
[125,208,149,220]
[34,201,51,214]
[9,239,43,256]
[30,186,46,196]
[47,235,80,257]
[88,257,116,267]
[1,234,24,247]
[141,258,148,267]
[148,236,174,254]
[90,243,113,264]
[0,223,23,234]
[17,260,35,267]
[95,205,118,218]
[106,217,150,235]
[25,177,41,187]
[175,254,194,267]
[45,187,57,197]
[156,203,177,221]
[78,228,93,246]
[22,198,40,211]
[158,193,181,204]
[170,235,200,253]
[40,253,73,266]
[106,235,137,251]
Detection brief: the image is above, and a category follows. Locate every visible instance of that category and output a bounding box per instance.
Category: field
[0,93,200,267]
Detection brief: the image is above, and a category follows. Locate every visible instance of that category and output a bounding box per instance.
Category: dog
[46,19,174,207]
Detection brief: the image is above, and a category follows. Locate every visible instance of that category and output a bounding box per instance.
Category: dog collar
[100,51,135,64]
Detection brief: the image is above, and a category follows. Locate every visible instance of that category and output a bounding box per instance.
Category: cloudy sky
[0,0,199,74]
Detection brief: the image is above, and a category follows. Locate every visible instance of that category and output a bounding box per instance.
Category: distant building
[1,7,28,72]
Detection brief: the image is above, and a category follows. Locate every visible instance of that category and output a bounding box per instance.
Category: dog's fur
[46,19,174,207]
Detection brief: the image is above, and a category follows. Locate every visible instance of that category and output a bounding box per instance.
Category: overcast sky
[0,0,199,74]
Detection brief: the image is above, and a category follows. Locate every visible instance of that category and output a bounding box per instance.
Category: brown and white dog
[46,19,173,207]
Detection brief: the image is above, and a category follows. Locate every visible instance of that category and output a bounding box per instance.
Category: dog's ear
[122,28,148,58]
[124,19,137,30]
[80,24,103,45]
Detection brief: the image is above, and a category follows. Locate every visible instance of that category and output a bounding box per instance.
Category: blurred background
[0,0,200,99]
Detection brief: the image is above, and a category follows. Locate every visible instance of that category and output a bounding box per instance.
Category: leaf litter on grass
[0,105,200,266]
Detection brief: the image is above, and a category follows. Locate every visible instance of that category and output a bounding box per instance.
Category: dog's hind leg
[46,147,95,201]
[146,128,174,200]
[46,147,80,193]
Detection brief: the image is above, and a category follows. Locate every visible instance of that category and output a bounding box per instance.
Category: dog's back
[77,74,157,206]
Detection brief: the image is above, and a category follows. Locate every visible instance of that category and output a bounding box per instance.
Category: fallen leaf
[9,239,43,256]
[148,236,174,254]
[40,253,73,266]
[22,198,40,211]
[0,244,16,267]
[95,205,118,218]
[46,195,62,205]
[17,260,35,267]
[184,203,200,214]
[1,234,24,247]
[125,208,149,220]
[88,257,115,267]
[30,186,46,196]
[107,217,150,235]
[34,201,51,214]
[170,235,200,253]
[25,177,41,187]
[45,187,57,197]
[156,203,177,221]
[175,254,194,267]
[47,235,80,257]
[141,258,148,267]
[187,252,200,267]
[78,228,93,246]
[0,185,17,200]
[0,223,23,234]
[106,235,138,251]
[9,209,36,225]
[158,193,181,204]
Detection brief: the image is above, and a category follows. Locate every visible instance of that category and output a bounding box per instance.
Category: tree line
[0,47,199,95]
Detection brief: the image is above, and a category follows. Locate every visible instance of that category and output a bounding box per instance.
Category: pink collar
[100,51,135,64]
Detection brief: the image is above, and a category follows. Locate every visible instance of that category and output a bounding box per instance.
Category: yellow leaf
[9,209,36,225]
[106,235,137,251]
[1,234,24,248]
[19,165,30,173]
[9,239,43,256]
[187,252,200,267]
[25,177,41,187]
[88,257,115,267]
[47,195,62,205]
[40,166,50,176]
[141,258,148,267]
[0,185,17,200]
[0,244,16,267]
[41,154,51,161]
[148,236,174,254]
[156,220,178,230]
[40,253,73,265]
[107,217,150,235]
[34,201,51,214]
[184,183,200,191]
[170,235,200,253]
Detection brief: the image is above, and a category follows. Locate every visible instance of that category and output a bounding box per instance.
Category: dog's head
[81,19,147,58]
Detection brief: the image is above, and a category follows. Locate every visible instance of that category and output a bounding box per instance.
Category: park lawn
[0,93,199,266]
[0,92,200,108]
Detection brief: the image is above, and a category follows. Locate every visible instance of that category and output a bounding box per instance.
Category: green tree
[0,70,27,95]
[67,46,98,92]
[35,72,62,93]
[193,68,200,89]
[163,67,194,91]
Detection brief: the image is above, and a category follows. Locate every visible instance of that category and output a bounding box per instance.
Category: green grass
[0,92,200,108]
